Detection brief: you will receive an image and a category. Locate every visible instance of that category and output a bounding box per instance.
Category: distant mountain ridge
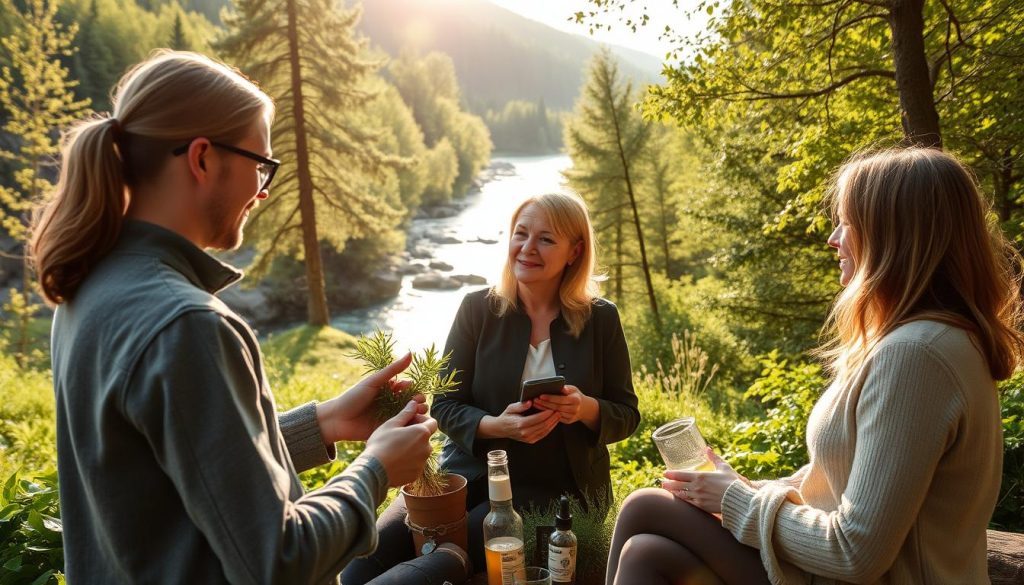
[357,0,663,112]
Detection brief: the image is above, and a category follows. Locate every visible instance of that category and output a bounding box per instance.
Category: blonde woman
[606,148,1024,585]
[344,192,641,582]
[30,51,444,584]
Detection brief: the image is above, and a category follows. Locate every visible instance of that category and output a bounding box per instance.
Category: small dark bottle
[547,496,577,584]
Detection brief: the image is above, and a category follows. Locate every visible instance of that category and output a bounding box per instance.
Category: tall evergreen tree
[218,0,401,325]
[0,0,89,362]
[565,49,660,330]
[0,0,90,251]
[169,8,188,50]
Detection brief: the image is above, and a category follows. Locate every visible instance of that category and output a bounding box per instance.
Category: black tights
[606,488,770,585]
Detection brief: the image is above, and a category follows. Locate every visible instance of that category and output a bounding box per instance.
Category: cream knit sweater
[722,321,1002,584]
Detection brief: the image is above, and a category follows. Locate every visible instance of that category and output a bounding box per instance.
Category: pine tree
[0,0,90,250]
[218,0,402,326]
[169,8,188,50]
[0,0,90,363]
[564,49,660,330]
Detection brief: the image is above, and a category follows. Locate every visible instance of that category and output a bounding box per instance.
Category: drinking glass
[513,567,552,585]
[651,417,713,472]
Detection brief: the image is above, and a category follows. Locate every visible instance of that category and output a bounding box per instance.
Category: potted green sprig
[351,330,468,554]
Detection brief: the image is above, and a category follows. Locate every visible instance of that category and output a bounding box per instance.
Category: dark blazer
[432,288,640,502]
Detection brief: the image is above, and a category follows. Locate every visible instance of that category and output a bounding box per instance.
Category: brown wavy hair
[490,192,602,338]
[822,147,1024,380]
[29,50,273,304]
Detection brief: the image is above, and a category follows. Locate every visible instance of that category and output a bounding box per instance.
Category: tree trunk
[888,0,942,147]
[615,206,623,301]
[604,84,661,330]
[994,147,1018,224]
[656,168,672,277]
[286,0,329,326]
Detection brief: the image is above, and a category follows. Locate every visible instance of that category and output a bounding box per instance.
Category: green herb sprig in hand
[350,330,460,495]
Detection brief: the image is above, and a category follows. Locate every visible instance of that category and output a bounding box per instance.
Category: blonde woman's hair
[822,147,1024,381]
[29,50,274,304]
[490,192,601,337]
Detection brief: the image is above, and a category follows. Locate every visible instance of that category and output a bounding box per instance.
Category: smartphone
[519,376,565,408]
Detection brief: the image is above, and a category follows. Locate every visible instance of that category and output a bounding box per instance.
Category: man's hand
[533,384,599,429]
[363,400,438,488]
[478,401,560,443]
[316,352,427,444]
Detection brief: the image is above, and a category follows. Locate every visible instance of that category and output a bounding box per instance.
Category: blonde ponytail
[31,117,126,304]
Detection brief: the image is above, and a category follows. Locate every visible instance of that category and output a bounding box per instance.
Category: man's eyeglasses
[172,140,280,193]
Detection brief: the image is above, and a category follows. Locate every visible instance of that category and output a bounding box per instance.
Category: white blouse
[520,338,556,384]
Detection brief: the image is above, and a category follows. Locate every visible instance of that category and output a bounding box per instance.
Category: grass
[5,317,1021,584]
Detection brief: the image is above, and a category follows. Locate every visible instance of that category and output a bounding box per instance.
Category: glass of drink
[652,417,714,472]
[513,567,552,585]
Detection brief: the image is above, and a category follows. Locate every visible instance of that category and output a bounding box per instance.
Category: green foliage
[0,351,56,478]
[0,291,49,370]
[564,49,659,321]
[725,354,827,480]
[0,470,63,585]
[0,0,90,244]
[348,330,458,422]
[62,0,218,111]
[387,51,493,199]
[484,99,563,154]
[611,359,734,470]
[520,494,615,585]
[994,373,1024,531]
[218,0,406,323]
[348,329,458,495]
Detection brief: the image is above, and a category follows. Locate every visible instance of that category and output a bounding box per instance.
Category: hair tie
[109,117,123,143]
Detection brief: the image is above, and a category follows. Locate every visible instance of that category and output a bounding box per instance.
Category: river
[329,154,572,353]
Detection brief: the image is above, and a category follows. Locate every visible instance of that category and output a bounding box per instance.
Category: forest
[1,0,1023,583]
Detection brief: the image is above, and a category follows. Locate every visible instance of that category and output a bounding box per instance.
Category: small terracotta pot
[402,473,469,556]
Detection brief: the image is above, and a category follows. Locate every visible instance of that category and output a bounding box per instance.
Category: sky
[488,0,708,61]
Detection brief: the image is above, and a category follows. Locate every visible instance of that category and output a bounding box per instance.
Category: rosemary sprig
[349,330,461,495]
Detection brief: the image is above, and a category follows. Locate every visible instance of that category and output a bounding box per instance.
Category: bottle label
[485,537,526,585]
[488,474,513,501]
[548,543,576,582]
[500,546,525,585]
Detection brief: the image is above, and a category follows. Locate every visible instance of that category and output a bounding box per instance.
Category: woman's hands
[660,448,751,514]
[478,384,603,441]
[478,401,560,443]
[533,384,599,430]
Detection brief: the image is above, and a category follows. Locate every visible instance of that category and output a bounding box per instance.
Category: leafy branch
[349,330,459,495]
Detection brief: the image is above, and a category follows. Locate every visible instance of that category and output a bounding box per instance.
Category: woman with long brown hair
[606,147,1024,584]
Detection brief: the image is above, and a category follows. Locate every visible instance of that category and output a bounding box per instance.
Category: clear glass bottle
[483,450,526,585]
[547,496,577,584]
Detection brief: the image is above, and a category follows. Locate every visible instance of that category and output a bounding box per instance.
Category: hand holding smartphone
[520,376,565,414]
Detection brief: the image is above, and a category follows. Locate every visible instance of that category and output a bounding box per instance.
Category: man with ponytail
[29,51,459,584]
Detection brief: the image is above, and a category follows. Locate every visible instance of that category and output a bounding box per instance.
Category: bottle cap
[556,495,572,530]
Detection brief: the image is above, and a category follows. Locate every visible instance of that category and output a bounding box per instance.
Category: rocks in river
[429,261,454,272]
[219,284,282,328]
[415,204,463,219]
[452,274,487,285]
[428,234,462,245]
[396,262,428,275]
[409,246,432,259]
[412,273,463,290]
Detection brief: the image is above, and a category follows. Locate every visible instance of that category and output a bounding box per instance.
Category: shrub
[725,353,826,480]
[0,353,56,478]
[0,470,63,585]
[995,372,1024,531]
